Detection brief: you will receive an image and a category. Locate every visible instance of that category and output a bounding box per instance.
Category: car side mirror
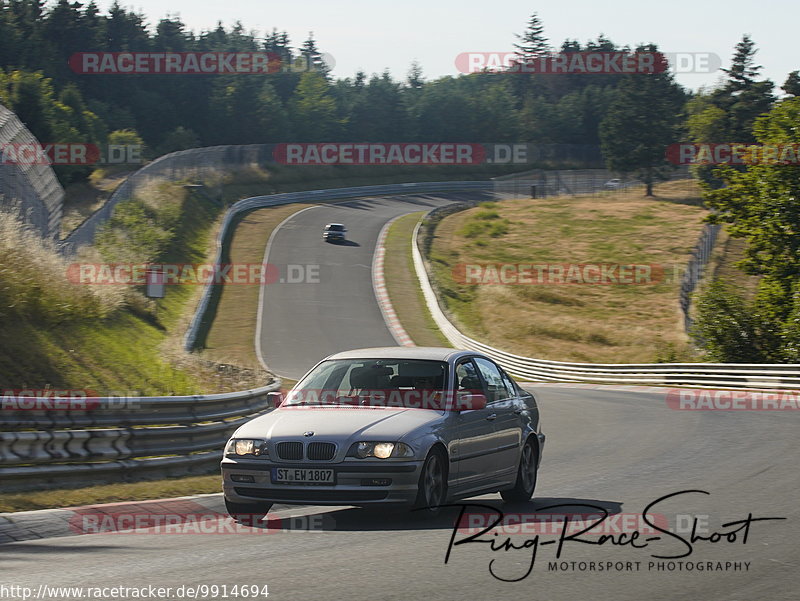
[267,391,284,409]
[455,392,487,411]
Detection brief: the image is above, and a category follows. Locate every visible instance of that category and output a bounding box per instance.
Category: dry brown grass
[0,211,125,321]
[429,180,709,363]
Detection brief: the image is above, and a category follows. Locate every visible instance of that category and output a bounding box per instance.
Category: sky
[102,0,796,92]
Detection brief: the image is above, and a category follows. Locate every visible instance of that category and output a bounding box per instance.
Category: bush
[458,209,509,238]
[690,280,764,362]
[487,221,509,237]
[94,183,186,263]
[457,221,488,237]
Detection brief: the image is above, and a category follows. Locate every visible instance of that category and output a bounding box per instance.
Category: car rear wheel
[224,498,273,524]
[414,449,447,517]
[500,439,538,503]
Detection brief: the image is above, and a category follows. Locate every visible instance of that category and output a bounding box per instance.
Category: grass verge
[0,475,222,513]
[382,212,450,347]
[427,180,709,363]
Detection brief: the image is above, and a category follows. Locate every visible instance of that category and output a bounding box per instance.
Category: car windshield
[285,359,448,408]
[326,224,345,231]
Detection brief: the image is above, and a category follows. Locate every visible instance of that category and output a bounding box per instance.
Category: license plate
[271,468,335,484]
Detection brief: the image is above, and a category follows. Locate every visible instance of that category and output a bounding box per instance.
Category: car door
[449,358,498,493]
[473,357,522,484]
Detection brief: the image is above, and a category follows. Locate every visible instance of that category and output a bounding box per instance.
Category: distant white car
[323,223,347,243]
[221,347,545,519]
[604,178,623,190]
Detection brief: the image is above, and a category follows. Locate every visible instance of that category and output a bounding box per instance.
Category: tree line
[1,4,789,183]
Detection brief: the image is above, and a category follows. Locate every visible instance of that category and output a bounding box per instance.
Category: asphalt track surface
[257,193,491,379]
[2,192,796,600]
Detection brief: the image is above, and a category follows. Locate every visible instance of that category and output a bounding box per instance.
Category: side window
[455,359,481,392]
[473,357,513,403]
[500,371,519,398]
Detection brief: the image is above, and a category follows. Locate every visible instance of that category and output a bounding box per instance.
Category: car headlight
[348,441,414,459]
[224,438,269,457]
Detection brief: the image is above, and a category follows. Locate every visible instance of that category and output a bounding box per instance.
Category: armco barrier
[0,383,278,492]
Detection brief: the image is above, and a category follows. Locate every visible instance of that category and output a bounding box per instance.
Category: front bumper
[221,458,423,506]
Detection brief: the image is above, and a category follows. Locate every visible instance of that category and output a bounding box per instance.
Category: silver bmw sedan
[221,347,545,519]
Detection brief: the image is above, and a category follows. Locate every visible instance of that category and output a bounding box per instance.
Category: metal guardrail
[0,103,64,239]
[411,216,800,390]
[0,383,279,492]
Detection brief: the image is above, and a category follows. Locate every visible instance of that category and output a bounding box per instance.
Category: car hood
[233,406,442,441]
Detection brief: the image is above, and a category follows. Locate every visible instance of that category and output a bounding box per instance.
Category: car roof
[325,223,345,227]
[323,346,478,363]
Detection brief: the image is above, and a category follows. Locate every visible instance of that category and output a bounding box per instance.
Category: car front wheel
[500,439,538,503]
[414,449,447,517]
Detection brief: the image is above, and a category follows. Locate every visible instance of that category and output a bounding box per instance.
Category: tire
[224,498,273,525]
[414,448,448,517]
[500,438,538,503]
